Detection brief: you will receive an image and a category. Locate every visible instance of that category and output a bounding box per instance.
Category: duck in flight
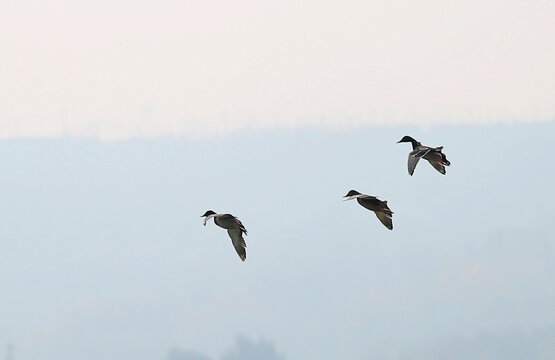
[201,210,248,261]
[343,190,394,230]
[397,136,451,176]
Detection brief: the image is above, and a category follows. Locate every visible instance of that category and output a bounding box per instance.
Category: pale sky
[1,2,554,359]
[1,0,554,140]
[1,124,554,360]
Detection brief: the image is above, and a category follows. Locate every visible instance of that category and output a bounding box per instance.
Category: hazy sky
[1,0,554,140]
[1,2,554,360]
[1,124,554,360]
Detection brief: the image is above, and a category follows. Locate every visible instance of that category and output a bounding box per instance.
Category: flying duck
[201,210,248,261]
[397,136,451,175]
[343,190,394,230]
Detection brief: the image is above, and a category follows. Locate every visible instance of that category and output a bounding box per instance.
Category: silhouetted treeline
[167,329,555,360]
[167,337,285,360]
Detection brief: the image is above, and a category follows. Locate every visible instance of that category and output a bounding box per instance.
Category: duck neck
[203,213,218,226]
[409,139,421,150]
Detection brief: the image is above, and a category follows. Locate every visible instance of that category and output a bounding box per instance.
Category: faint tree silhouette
[220,336,285,360]
[166,347,212,360]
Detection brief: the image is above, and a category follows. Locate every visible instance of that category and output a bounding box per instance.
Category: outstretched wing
[407,148,426,176]
[425,152,446,174]
[227,228,247,261]
[358,197,394,230]
[428,159,446,174]
[374,209,393,230]
[375,199,393,230]
[407,154,420,176]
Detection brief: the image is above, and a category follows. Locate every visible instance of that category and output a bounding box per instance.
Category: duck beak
[396,140,402,143]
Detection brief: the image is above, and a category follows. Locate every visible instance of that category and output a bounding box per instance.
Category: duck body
[343,190,394,230]
[397,136,451,175]
[201,210,247,261]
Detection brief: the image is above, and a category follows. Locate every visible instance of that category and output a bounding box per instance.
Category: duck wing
[375,200,393,230]
[375,210,393,230]
[424,151,447,174]
[235,218,247,235]
[358,197,394,230]
[427,158,446,174]
[408,148,430,175]
[356,195,379,211]
[227,228,247,261]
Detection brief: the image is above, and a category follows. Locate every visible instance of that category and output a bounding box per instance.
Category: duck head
[201,210,217,226]
[397,135,418,144]
[343,190,362,201]
[397,135,421,150]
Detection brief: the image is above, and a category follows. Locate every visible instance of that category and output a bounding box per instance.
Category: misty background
[1,0,554,139]
[1,124,554,359]
[1,0,554,359]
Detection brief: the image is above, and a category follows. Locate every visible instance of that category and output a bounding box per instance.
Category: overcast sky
[0,2,554,360]
[1,124,554,360]
[1,0,554,140]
